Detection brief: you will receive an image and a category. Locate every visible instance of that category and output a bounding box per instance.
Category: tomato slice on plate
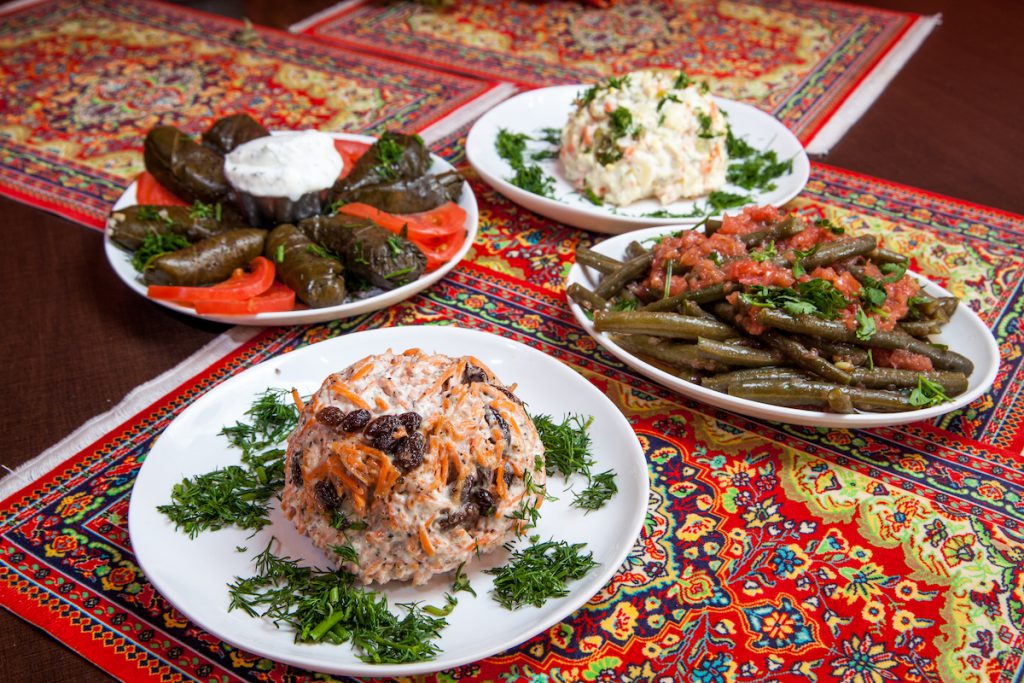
[333,139,372,180]
[421,230,468,272]
[337,203,463,242]
[402,202,467,238]
[147,256,276,303]
[193,281,296,315]
[136,171,189,207]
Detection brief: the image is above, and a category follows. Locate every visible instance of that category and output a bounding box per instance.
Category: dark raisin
[398,411,422,433]
[502,461,515,487]
[463,364,488,384]
[314,480,342,511]
[316,406,345,427]
[460,501,481,527]
[492,384,523,405]
[484,405,511,446]
[438,508,466,530]
[365,414,399,439]
[392,433,426,471]
[290,451,304,486]
[341,409,371,431]
[468,487,495,514]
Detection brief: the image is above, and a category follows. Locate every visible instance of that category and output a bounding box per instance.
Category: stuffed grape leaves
[143,228,266,287]
[298,214,426,289]
[265,224,348,308]
[144,126,231,204]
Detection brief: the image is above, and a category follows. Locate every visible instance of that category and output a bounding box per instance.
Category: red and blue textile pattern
[297,0,922,145]
[0,0,499,228]
[2,152,1024,682]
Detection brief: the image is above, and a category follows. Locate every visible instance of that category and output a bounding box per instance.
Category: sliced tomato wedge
[420,230,467,272]
[194,282,296,315]
[147,256,276,303]
[337,203,455,242]
[333,139,372,180]
[136,171,188,207]
[402,202,467,237]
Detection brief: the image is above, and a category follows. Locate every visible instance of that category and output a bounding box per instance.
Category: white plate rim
[565,225,1001,429]
[105,133,478,326]
[127,325,650,676]
[466,84,810,234]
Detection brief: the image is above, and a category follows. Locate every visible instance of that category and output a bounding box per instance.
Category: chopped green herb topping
[452,562,476,597]
[582,188,604,206]
[228,540,447,663]
[131,231,190,272]
[486,539,598,610]
[814,218,845,234]
[855,307,877,341]
[909,375,951,407]
[533,413,595,479]
[741,279,850,320]
[726,128,756,158]
[791,245,819,278]
[750,241,777,263]
[189,200,222,221]
[135,205,172,223]
[374,136,405,181]
[727,148,793,191]
[673,71,693,89]
[572,469,618,512]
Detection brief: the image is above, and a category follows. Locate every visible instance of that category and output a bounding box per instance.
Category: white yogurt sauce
[224,130,343,200]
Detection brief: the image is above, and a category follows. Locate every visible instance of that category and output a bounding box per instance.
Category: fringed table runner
[2,141,1023,681]
[293,0,939,153]
[0,0,506,228]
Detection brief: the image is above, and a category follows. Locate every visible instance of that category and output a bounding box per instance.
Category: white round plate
[105,133,478,326]
[466,85,809,234]
[565,225,1000,428]
[128,326,649,676]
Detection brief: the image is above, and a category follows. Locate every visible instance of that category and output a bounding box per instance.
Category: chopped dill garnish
[330,543,359,565]
[306,243,341,260]
[228,540,447,663]
[374,136,405,181]
[727,149,793,191]
[485,539,598,609]
[422,593,458,617]
[452,562,476,597]
[725,128,755,158]
[131,231,190,272]
[189,200,222,221]
[508,164,554,197]
[157,389,298,537]
[538,127,562,146]
[572,469,618,512]
[135,205,172,222]
[495,129,530,165]
[531,413,595,478]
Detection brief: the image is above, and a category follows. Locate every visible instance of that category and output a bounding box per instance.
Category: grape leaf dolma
[265,224,348,308]
[143,228,266,287]
[333,171,464,214]
[202,114,270,155]
[299,214,426,289]
[144,126,232,204]
[107,204,246,251]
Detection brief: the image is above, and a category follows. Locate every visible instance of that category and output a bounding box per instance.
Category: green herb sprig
[485,539,598,610]
[228,540,446,663]
[131,232,190,272]
[909,375,951,407]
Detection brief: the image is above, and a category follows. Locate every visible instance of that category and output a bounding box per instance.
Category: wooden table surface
[1,0,1022,680]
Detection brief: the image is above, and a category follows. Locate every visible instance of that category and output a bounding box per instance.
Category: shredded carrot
[375,396,389,412]
[330,381,371,410]
[424,362,460,396]
[402,348,421,356]
[466,356,494,380]
[437,446,449,488]
[495,459,508,499]
[290,388,304,411]
[350,362,374,382]
[373,457,399,499]
[419,521,435,556]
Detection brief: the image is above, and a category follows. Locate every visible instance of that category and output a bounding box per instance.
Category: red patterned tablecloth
[295,0,936,151]
[0,0,502,228]
[2,142,1023,681]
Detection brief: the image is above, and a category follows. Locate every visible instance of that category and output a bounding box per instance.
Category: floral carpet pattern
[2,155,1024,682]
[297,0,925,145]
[0,0,498,227]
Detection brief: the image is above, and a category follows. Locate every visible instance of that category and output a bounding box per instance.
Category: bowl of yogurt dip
[225,130,344,227]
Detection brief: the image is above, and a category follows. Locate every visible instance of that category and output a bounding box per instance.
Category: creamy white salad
[560,69,728,207]
[224,130,343,200]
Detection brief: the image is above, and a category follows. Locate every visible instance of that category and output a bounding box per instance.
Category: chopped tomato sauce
[725,258,796,288]
[718,205,784,236]
[873,348,934,372]
[777,224,839,252]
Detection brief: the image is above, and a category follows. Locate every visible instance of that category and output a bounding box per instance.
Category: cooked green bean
[701,367,809,391]
[594,310,738,340]
[567,283,608,314]
[868,247,908,265]
[593,251,654,299]
[575,247,623,274]
[798,236,877,270]
[803,339,869,367]
[682,300,718,320]
[611,335,725,372]
[703,218,724,236]
[738,216,799,248]
[624,241,649,260]
[850,368,968,395]
[643,284,729,311]
[753,308,974,374]
[827,387,855,413]
[898,320,942,337]
[695,337,782,367]
[727,379,915,412]
[763,332,852,384]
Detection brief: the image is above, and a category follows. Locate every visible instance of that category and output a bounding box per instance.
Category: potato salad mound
[560,69,729,207]
[281,349,545,585]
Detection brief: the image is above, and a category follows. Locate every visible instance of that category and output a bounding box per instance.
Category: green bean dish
[568,205,976,415]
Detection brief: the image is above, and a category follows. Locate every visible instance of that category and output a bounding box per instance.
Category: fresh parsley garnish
[485,539,598,610]
[791,245,819,278]
[909,375,951,407]
[673,71,693,89]
[750,241,777,263]
[135,205,172,223]
[708,250,724,267]
[495,129,556,197]
[726,128,756,158]
[859,277,888,310]
[741,279,850,320]
[855,307,877,341]
[726,148,793,191]
[509,164,555,197]
[814,218,845,234]
[881,261,909,282]
[189,200,222,221]
[697,111,716,139]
